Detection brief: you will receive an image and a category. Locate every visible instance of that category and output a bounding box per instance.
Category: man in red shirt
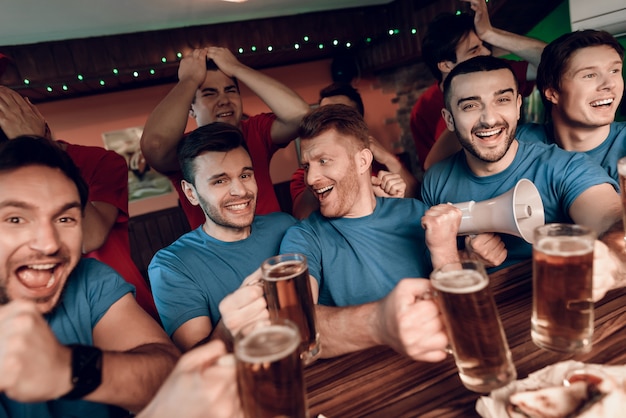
[140,47,310,228]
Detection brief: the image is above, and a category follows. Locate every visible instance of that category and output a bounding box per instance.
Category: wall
[36,59,399,216]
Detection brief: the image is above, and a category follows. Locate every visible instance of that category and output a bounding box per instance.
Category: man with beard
[422,56,622,269]
[516,30,626,182]
[140,47,310,229]
[148,123,297,352]
[0,136,179,417]
[219,103,502,361]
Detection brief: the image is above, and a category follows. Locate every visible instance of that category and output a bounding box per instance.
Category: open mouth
[216,111,235,118]
[224,201,251,211]
[314,185,334,201]
[590,98,613,108]
[16,263,59,291]
[474,127,503,139]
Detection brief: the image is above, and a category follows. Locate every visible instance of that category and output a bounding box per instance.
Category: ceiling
[0,0,563,103]
[0,0,392,46]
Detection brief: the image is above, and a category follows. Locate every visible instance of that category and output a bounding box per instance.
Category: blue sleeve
[149,250,210,336]
[280,223,323,287]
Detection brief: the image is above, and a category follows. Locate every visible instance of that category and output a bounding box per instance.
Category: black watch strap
[60,344,103,400]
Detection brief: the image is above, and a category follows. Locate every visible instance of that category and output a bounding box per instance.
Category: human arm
[569,183,622,237]
[369,136,420,197]
[463,0,546,78]
[136,340,242,418]
[140,49,209,173]
[207,47,310,145]
[0,296,179,413]
[315,279,448,361]
[423,129,461,171]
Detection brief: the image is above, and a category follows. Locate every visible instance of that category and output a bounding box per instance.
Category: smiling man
[140,47,310,229]
[0,136,179,418]
[517,30,626,182]
[148,123,296,352]
[422,55,622,269]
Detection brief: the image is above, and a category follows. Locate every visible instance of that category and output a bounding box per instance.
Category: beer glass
[431,260,516,393]
[261,253,321,364]
[532,223,595,353]
[617,157,626,240]
[235,318,308,418]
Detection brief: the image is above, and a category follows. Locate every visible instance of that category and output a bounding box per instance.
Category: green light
[303,36,309,42]
[113,68,119,75]
[411,28,417,35]
[456,10,461,15]
[238,48,244,54]
[23,79,30,85]
[46,86,52,92]
[394,29,400,35]
[176,52,182,59]
[318,43,324,49]
[366,37,372,43]
[99,80,105,86]
[77,74,84,81]
[333,39,339,46]
[161,57,167,63]
[149,69,155,75]
[62,85,68,91]
[133,71,139,77]
[251,46,257,52]
[294,43,300,49]
[267,46,273,52]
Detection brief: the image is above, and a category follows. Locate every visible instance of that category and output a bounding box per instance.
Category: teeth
[217,112,234,117]
[227,203,247,210]
[27,264,55,270]
[591,98,613,107]
[46,275,55,288]
[475,128,502,138]
[315,185,333,194]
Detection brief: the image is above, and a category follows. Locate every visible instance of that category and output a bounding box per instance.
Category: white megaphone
[452,179,545,243]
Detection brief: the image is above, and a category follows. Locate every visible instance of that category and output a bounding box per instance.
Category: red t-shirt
[169,113,285,229]
[410,60,535,170]
[64,142,160,321]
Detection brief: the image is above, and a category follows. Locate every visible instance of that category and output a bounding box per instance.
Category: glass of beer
[532,223,595,353]
[261,253,321,365]
[617,157,626,239]
[234,318,308,418]
[431,260,516,393]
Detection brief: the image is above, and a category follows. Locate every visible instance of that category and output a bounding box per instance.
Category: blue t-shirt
[422,141,617,267]
[280,197,432,307]
[518,122,626,183]
[0,258,134,418]
[149,212,297,336]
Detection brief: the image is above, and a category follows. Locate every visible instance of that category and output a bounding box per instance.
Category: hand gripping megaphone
[452,179,545,243]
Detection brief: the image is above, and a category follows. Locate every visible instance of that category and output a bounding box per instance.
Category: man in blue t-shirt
[0,137,179,418]
[423,56,622,269]
[149,122,297,352]
[517,30,626,183]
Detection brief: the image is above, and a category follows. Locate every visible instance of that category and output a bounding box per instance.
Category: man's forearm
[315,304,381,358]
[599,220,626,289]
[85,342,180,413]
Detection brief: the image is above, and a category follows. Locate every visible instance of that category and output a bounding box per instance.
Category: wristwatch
[60,344,103,400]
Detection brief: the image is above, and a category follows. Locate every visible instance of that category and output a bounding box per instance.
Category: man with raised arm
[411,0,546,170]
[140,47,310,228]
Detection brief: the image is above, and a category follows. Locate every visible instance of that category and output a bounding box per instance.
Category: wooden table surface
[304,261,626,418]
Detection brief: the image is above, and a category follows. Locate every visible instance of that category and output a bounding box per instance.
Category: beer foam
[431,270,488,294]
[264,260,307,281]
[236,324,300,364]
[535,236,593,256]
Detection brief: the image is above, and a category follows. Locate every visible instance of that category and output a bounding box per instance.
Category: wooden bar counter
[304,261,626,417]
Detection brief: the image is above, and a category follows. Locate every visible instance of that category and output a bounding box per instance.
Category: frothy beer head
[535,236,594,256]
[264,260,307,281]
[431,269,488,294]
[236,324,300,364]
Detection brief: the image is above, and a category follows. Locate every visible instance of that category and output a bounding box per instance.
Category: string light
[14,26,427,96]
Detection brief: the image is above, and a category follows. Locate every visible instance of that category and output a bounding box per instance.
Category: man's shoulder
[255,211,297,228]
[412,82,442,109]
